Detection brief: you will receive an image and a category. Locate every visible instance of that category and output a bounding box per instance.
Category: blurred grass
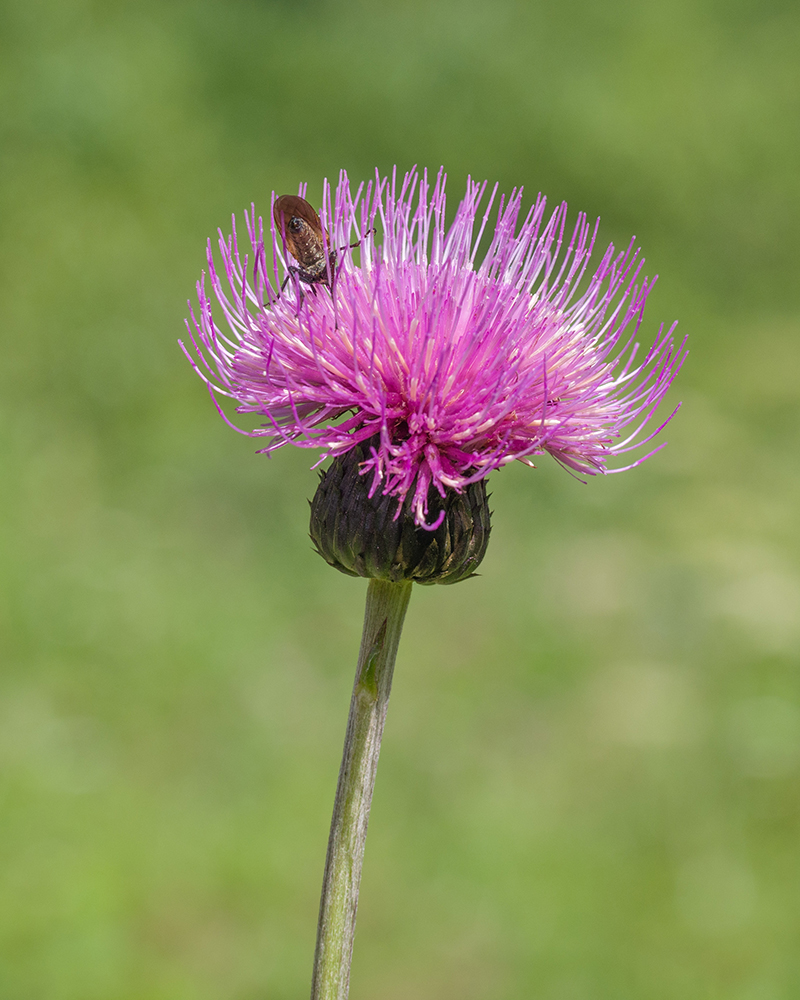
[1,0,799,997]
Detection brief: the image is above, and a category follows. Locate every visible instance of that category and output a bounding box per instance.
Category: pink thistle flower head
[182,167,685,537]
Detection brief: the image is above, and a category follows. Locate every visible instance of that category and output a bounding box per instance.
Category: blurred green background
[1,0,799,997]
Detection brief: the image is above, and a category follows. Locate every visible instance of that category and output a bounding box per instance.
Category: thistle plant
[182,167,685,999]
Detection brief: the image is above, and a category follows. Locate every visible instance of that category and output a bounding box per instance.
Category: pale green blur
[1,1,798,997]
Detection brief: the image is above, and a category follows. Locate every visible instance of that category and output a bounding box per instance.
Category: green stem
[310,578,413,1000]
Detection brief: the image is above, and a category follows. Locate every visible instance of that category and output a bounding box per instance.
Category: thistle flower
[182,168,685,531]
[181,168,687,998]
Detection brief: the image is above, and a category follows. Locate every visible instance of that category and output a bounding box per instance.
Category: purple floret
[182,167,685,528]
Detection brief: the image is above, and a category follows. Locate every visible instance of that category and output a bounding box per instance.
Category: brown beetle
[273,195,334,291]
[272,194,374,296]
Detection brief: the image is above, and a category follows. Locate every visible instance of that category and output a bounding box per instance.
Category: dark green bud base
[310,437,492,585]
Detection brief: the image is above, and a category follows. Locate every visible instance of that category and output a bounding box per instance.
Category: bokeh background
[2,0,799,997]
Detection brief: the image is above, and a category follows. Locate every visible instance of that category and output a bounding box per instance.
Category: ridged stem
[310,579,413,1000]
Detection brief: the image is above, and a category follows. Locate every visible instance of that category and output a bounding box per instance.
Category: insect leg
[337,227,377,253]
[263,267,303,309]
